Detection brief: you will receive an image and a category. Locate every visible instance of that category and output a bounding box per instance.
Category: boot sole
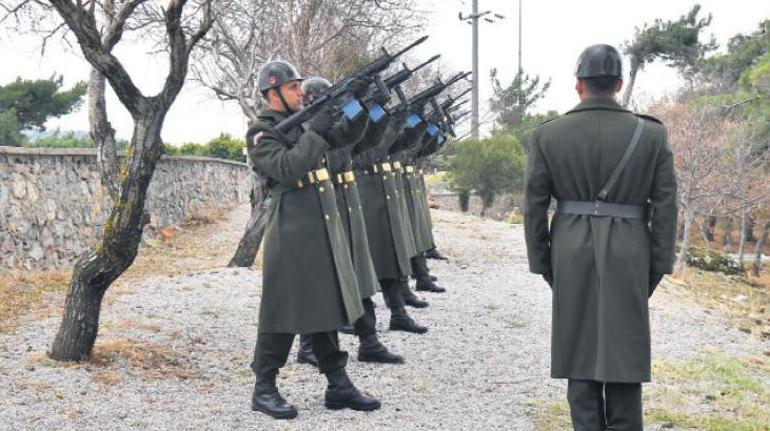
[297,357,318,367]
[251,404,298,420]
[325,400,382,411]
[389,324,428,334]
[405,302,429,308]
[358,354,405,364]
[415,288,446,293]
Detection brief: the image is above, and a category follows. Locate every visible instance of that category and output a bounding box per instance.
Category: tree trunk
[675,206,694,277]
[621,64,639,108]
[752,221,768,277]
[738,209,747,271]
[744,215,756,243]
[228,179,270,267]
[50,111,164,361]
[696,217,711,249]
[88,67,120,203]
[706,214,716,242]
[723,217,733,250]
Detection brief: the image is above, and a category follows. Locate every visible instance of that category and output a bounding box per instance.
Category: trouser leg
[605,382,643,431]
[353,297,377,337]
[380,278,405,309]
[251,332,295,379]
[296,333,318,366]
[567,379,606,431]
[310,331,348,375]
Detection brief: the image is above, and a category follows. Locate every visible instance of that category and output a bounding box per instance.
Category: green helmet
[258,61,303,93]
[575,44,622,78]
[302,77,332,105]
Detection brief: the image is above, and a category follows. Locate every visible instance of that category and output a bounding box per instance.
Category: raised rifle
[274,35,429,134]
[363,54,441,106]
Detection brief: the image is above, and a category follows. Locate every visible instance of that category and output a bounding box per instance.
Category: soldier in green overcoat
[524,45,677,431]
[295,77,404,365]
[244,61,380,420]
[354,111,430,333]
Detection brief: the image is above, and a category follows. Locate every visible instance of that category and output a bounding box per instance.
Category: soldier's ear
[614,79,624,94]
[575,79,584,96]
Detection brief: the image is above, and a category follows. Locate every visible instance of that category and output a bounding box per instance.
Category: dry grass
[0,269,71,332]
[667,265,770,341]
[25,337,199,381]
[1,204,249,333]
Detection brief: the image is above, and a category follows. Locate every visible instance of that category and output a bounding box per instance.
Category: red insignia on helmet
[268,75,277,85]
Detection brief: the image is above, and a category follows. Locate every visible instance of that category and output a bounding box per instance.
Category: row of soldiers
[244,52,464,419]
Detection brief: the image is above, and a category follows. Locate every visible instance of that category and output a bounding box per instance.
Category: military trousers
[353,297,377,337]
[252,332,348,377]
[410,253,431,283]
[379,278,405,309]
[567,379,642,431]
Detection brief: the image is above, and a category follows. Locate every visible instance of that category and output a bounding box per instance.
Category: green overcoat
[326,143,380,300]
[355,116,413,279]
[246,109,364,334]
[524,97,678,383]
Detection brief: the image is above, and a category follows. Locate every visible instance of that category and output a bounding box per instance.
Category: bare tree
[4,0,214,361]
[192,0,425,267]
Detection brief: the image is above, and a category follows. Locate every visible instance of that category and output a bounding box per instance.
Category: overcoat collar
[257,108,289,122]
[565,97,629,116]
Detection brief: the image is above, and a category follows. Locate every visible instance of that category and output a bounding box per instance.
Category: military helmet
[258,61,303,93]
[575,44,623,79]
[302,77,332,105]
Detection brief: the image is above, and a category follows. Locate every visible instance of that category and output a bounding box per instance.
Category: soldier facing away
[245,60,380,420]
[524,44,678,431]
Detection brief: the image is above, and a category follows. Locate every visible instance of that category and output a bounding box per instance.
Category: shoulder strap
[596,116,645,201]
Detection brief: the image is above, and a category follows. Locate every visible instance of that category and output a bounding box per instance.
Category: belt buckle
[343,171,356,183]
[314,168,330,182]
[393,161,402,169]
[381,163,392,172]
[372,164,379,173]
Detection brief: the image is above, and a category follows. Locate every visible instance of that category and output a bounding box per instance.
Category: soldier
[354,108,430,333]
[245,60,380,420]
[524,44,677,431]
[296,77,404,365]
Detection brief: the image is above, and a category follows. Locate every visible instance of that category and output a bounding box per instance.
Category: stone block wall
[0,146,250,269]
[429,189,522,221]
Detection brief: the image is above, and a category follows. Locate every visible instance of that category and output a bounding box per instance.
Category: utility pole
[459,3,504,140]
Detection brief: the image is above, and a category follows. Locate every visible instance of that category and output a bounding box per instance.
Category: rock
[26,182,38,203]
[10,180,26,199]
[45,199,57,221]
[28,242,44,261]
[733,295,748,303]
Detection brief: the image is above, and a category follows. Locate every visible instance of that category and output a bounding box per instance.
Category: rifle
[362,54,441,105]
[274,35,429,134]
[391,71,471,131]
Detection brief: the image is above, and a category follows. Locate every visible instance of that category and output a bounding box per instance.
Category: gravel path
[1,205,767,430]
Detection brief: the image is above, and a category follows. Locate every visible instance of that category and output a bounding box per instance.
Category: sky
[1,0,769,144]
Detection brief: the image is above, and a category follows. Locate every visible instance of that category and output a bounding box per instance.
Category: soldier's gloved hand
[310,108,335,137]
[542,271,553,288]
[372,88,391,106]
[348,76,372,100]
[648,273,664,297]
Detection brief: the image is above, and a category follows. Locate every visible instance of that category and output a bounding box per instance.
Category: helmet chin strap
[276,87,294,113]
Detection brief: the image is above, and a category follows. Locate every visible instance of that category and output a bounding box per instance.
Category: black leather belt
[557,200,647,220]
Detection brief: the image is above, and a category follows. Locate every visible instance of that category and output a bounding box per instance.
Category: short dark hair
[581,77,619,95]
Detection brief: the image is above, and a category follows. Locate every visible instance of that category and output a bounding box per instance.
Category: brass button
[319,186,325,192]
[386,195,390,199]
[321,157,326,163]
[348,206,352,212]
[344,184,348,189]
[325,214,330,220]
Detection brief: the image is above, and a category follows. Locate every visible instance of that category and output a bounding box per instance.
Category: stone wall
[429,189,522,221]
[0,146,250,269]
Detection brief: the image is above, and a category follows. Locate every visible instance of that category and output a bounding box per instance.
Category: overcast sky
[1,0,768,143]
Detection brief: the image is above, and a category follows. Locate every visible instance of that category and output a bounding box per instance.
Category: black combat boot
[425,247,448,260]
[400,279,429,308]
[324,368,382,411]
[296,334,318,367]
[358,334,404,364]
[339,324,356,335]
[389,306,428,334]
[251,375,298,420]
[415,276,447,293]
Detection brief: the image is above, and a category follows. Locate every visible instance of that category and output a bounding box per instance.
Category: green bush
[447,134,526,217]
[458,189,470,212]
[164,133,245,162]
[685,247,743,275]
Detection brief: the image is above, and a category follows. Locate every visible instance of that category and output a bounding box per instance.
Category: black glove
[648,273,664,297]
[348,77,372,100]
[542,271,553,288]
[310,108,334,137]
[371,88,391,106]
